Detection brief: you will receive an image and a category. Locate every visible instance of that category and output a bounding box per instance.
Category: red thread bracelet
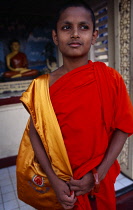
[92,168,100,193]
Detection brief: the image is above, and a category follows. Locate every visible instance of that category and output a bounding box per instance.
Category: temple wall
[116,0,133,179]
[0,104,29,158]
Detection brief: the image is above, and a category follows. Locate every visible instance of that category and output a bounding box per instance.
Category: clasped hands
[54,172,94,209]
[68,171,94,196]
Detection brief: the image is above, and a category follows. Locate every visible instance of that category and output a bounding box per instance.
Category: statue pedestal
[0,80,32,96]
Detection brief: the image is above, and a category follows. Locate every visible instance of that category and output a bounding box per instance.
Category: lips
[68,41,82,47]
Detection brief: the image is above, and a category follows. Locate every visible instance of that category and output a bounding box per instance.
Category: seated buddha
[4,39,38,79]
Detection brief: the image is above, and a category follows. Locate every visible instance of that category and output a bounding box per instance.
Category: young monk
[17,1,133,210]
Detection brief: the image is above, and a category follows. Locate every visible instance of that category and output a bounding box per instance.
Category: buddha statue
[4,40,38,78]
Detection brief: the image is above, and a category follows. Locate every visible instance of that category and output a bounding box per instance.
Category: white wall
[0,103,29,159]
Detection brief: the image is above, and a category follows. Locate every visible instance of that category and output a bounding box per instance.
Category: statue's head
[9,39,20,52]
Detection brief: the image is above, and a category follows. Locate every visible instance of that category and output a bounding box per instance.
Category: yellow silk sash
[16,74,72,209]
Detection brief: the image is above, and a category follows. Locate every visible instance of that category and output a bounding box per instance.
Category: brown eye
[80,25,89,30]
[62,25,71,30]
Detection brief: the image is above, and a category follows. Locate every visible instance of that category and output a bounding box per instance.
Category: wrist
[97,161,109,181]
[48,174,60,186]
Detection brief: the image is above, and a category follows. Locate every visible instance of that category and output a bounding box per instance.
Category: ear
[52,30,58,46]
[91,30,98,45]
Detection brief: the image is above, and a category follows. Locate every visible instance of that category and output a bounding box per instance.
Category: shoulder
[95,61,123,80]
[23,74,48,92]
[32,74,49,84]
[6,53,12,59]
[94,61,126,91]
[106,66,126,88]
[21,74,49,99]
[106,66,122,80]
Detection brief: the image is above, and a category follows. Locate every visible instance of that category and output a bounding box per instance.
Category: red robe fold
[10,52,28,68]
[49,60,133,210]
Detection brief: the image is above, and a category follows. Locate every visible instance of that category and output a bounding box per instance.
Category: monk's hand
[68,172,94,196]
[52,178,77,209]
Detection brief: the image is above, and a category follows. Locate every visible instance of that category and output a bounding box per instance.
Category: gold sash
[16,74,72,209]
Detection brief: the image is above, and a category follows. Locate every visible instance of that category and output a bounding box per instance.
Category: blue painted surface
[0,17,57,77]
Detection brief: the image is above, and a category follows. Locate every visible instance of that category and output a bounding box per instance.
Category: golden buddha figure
[4,40,38,78]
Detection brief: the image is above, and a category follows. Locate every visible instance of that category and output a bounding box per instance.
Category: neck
[12,50,19,54]
[62,56,88,73]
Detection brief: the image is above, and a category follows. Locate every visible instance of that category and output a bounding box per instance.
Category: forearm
[29,117,77,208]
[7,65,18,72]
[8,66,28,72]
[97,129,128,181]
[29,116,59,186]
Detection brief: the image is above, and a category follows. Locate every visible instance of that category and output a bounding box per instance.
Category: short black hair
[53,0,95,32]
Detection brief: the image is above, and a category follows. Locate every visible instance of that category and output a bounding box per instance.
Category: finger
[70,191,75,198]
[63,204,74,209]
[75,190,84,196]
[69,177,81,186]
[62,194,77,206]
[63,201,76,206]
[67,177,76,184]
[62,200,75,207]
[63,200,76,205]
[63,195,75,203]
[73,196,77,203]
[64,187,71,197]
[69,185,81,191]
[69,191,77,203]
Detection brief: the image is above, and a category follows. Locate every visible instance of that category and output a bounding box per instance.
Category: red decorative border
[32,175,44,187]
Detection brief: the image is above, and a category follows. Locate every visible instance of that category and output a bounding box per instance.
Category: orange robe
[49,60,133,209]
[18,60,133,210]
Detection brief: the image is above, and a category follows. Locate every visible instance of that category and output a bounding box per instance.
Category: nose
[71,27,80,39]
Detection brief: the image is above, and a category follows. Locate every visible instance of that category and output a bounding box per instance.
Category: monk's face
[11,42,20,52]
[52,6,98,59]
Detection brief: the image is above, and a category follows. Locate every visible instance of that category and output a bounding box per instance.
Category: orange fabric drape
[17,74,72,209]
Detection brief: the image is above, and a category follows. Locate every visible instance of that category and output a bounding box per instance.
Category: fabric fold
[20,74,73,179]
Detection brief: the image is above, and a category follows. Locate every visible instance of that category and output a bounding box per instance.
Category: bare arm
[29,116,77,209]
[97,129,128,180]
[29,116,57,182]
[6,55,18,72]
[69,129,128,196]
